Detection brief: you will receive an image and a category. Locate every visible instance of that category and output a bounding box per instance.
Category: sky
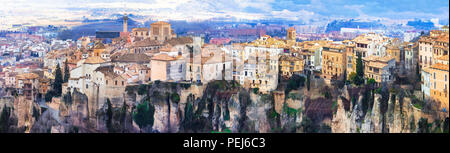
[1,0,449,29]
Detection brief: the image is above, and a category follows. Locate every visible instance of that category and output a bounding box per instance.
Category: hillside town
[0,14,449,133]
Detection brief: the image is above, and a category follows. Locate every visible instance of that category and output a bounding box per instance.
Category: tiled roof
[94,42,106,49]
[112,53,151,63]
[437,55,449,61]
[363,55,395,63]
[84,56,105,64]
[16,73,39,80]
[95,65,121,78]
[151,53,176,61]
[151,21,170,25]
[164,37,193,46]
[203,53,232,64]
[430,63,449,71]
[279,55,302,61]
[132,28,149,31]
[133,38,161,47]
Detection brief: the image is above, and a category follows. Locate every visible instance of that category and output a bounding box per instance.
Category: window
[86,84,88,89]
[115,80,118,85]
[106,80,108,85]
[122,81,124,86]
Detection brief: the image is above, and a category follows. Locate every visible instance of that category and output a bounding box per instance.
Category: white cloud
[270,9,316,21]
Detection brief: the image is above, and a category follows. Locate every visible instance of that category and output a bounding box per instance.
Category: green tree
[367,78,376,85]
[137,84,148,95]
[53,63,63,97]
[64,59,70,83]
[306,73,311,91]
[444,118,449,133]
[45,90,55,102]
[349,72,358,85]
[0,106,11,133]
[133,101,155,132]
[355,53,364,85]
[171,93,180,104]
[106,98,113,133]
[418,118,430,133]
[285,74,305,95]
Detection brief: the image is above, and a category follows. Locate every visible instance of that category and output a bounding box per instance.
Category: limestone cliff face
[13,96,41,133]
[332,86,445,133]
[23,80,447,133]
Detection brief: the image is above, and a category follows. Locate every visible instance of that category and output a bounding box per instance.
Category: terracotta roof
[203,53,232,64]
[363,56,395,63]
[437,55,449,61]
[84,56,105,64]
[133,38,161,47]
[151,21,170,25]
[164,37,193,46]
[159,46,174,52]
[279,55,302,61]
[95,65,121,78]
[112,53,151,63]
[430,63,449,71]
[132,28,149,31]
[16,73,39,80]
[94,42,106,49]
[151,53,176,61]
[436,35,449,43]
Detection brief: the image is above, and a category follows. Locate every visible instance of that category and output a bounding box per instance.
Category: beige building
[362,56,396,83]
[321,45,347,84]
[352,32,389,58]
[426,63,449,111]
[201,53,233,83]
[15,73,40,100]
[131,38,161,54]
[418,36,435,69]
[150,21,176,42]
[150,53,185,82]
[132,28,150,41]
[279,55,303,78]
[93,65,128,107]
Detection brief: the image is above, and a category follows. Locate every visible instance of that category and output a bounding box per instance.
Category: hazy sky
[1,0,449,28]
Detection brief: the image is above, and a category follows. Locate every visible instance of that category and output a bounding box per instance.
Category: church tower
[287,27,296,42]
[123,13,128,32]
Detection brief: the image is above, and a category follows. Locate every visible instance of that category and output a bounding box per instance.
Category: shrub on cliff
[0,106,11,133]
[133,101,155,132]
[138,84,149,95]
[106,98,113,133]
[444,118,449,133]
[45,90,56,102]
[285,74,305,95]
[417,118,430,133]
[171,93,180,104]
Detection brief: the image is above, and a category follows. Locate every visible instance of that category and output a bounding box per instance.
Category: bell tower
[287,27,296,42]
[123,13,128,32]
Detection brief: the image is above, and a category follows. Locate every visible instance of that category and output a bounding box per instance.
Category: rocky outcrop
[332,86,446,133]
[13,96,41,133]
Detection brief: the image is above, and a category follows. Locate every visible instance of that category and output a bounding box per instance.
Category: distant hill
[325,19,385,33]
[407,20,435,31]
[57,17,140,40]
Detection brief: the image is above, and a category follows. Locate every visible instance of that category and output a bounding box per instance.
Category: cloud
[270,9,316,21]
[0,0,449,29]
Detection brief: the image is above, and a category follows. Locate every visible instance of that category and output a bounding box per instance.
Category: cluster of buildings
[418,29,449,111]
[1,14,448,113]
